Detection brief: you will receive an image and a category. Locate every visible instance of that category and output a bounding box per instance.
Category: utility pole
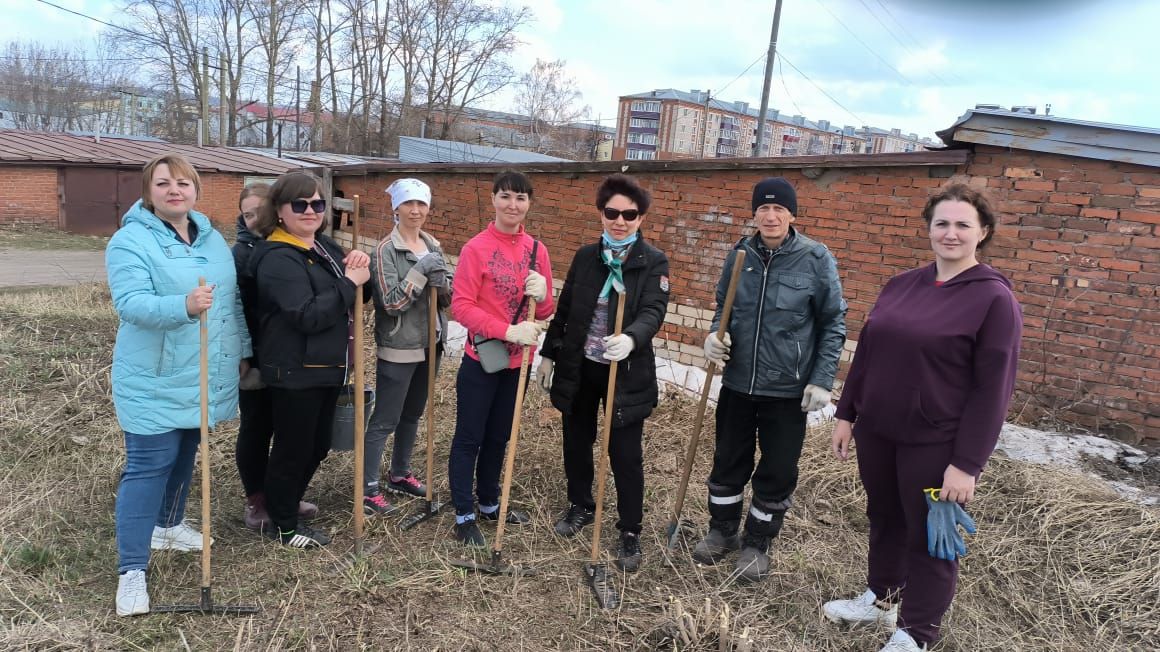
[698,89,712,159]
[200,47,210,147]
[295,66,301,151]
[219,53,227,146]
[753,0,783,158]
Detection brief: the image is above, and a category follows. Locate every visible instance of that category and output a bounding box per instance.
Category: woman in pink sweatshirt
[823,183,1022,652]
[448,171,555,547]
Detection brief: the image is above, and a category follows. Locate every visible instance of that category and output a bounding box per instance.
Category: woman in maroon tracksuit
[823,184,1022,652]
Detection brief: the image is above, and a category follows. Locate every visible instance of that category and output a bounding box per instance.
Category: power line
[776,58,806,117]
[856,0,954,86]
[870,0,968,86]
[873,0,925,52]
[812,0,914,86]
[716,52,768,98]
[777,52,866,126]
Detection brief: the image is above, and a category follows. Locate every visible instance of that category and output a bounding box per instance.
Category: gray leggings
[363,355,439,489]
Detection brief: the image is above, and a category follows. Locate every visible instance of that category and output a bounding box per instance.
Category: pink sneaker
[298,500,318,519]
[387,472,426,498]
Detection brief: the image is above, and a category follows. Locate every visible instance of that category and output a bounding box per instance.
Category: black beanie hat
[751,177,797,215]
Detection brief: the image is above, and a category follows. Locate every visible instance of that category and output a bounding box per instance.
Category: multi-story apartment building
[613,88,936,160]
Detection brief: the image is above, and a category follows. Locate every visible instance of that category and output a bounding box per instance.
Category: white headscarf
[386,178,432,211]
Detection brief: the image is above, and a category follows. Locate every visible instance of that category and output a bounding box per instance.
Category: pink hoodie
[452,222,555,369]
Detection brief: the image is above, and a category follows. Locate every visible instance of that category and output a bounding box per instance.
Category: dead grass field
[0,284,1157,651]
[0,225,110,251]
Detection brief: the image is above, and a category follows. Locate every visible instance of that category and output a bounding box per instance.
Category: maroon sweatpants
[856,429,959,645]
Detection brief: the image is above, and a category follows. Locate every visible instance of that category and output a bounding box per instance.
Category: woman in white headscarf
[361,178,451,514]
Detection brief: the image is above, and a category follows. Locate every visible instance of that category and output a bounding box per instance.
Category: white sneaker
[880,628,927,651]
[115,569,150,617]
[151,522,213,551]
[823,588,898,628]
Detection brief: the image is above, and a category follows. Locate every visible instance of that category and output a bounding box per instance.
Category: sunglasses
[289,198,327,214]
[602,207,641,222]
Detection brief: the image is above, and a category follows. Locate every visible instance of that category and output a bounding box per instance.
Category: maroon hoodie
[835,263,1023,476]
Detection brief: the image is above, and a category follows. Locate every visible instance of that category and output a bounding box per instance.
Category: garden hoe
[154,278,259,615]
[665,250,746,553]
[450,299,537,576]
[400,288,448,530]
[586,290,627,610]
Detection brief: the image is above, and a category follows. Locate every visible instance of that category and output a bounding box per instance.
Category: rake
[154,278,259,615]
[400,287,448,530]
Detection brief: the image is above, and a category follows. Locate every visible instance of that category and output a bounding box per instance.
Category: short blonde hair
[141,153,201,212]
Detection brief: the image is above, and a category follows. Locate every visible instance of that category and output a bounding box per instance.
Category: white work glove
[703,332,731,366]
[504,320,544,346]
[801,384,832,413]
[524,270,548,302]
[537,358,554,392]
[601,334,634,362]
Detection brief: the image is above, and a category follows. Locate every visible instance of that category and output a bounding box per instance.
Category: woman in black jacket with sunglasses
[249,171,371,548]
[537,174,671,572]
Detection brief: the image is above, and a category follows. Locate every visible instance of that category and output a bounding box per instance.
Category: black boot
[693,483,743,565]
[736,496,790,582]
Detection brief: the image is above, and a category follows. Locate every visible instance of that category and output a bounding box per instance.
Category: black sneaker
[268,523,331,548]
[616,531,642,572]
[364,487,399,516]
[454,519,487,547]
[479,508,531,525]
[553,504,596,537]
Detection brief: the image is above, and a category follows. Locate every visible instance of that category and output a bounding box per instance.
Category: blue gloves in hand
[924,489,977,561]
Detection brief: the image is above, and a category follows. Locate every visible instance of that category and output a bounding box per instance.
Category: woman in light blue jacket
[105,153,249,617]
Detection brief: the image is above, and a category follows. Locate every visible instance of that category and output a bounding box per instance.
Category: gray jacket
[370,228,451,363]
[712,228,847,398]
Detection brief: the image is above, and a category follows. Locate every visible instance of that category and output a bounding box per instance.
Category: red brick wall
[0,167,59,226]
[335,151,1159,443]
[197,172,247,228]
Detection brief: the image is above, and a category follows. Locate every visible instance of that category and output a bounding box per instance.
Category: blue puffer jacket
[105,200,250,434]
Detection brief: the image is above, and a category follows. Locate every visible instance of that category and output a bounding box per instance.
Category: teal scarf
[599,232,637,298]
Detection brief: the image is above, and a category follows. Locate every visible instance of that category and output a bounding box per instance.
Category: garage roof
[0,129,310,175]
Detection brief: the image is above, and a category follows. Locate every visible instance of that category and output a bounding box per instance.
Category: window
[629,117,658,129]
[626,149,656,160]
[631,100,661,113]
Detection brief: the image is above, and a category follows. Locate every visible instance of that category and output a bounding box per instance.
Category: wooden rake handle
[493,298,537,554]
[197,277,212,588]
[590,289,628,565]
[669,249,746,532]
[425,286,438,503]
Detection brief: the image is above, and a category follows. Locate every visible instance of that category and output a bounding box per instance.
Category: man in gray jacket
[695,177,847,582]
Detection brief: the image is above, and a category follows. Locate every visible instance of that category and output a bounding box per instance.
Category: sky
[9,0,1159,139]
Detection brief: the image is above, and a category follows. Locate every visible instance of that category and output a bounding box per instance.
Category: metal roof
[0,129,309,174]
[398,136,571,164]
[937,109,1160,167]
[231,146,398,167]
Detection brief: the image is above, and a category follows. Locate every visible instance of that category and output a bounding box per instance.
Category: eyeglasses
[289,198,327,214]
[602,207,641,222]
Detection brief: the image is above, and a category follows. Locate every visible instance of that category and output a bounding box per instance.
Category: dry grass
[0,285,1157,651]
[0,225,110,251]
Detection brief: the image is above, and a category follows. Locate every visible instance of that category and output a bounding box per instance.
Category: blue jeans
[448,356,522,516]
[115,429,200,573]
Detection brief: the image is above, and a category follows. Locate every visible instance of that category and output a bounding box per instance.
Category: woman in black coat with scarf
[537,174,671,572]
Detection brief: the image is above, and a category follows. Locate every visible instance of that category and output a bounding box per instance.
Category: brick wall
[198,172,247,229]
[334,151,1158,443]
[0,167,59,226]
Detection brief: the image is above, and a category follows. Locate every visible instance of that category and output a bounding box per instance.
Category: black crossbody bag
[472,240,539,373]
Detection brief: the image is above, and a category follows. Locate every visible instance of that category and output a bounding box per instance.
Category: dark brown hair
[238,182,269,209]
[252,172,324,237]
[595,174,651,214]
[921,183,998,248]
[141,153,200,212]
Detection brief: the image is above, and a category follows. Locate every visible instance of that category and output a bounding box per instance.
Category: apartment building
[613,88,935,160]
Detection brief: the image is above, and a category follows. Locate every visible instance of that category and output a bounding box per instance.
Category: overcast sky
[12,0,1159,139]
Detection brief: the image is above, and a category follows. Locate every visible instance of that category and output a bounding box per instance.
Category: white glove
[703,332,731,366]
[504,320,544,346]
[524,270,548,302]
[537,358,554,392]
[602,334,634,362]
[801,384,832,413]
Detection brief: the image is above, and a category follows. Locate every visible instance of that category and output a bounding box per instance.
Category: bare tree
[513,58,590,155]
[419,0,529,139]
[251,0,309,147]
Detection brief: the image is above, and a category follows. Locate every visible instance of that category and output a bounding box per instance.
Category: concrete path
[0,249,106,288]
